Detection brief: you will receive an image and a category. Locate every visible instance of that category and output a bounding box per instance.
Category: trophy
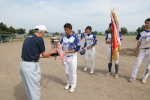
[50,35,65,64]
[50,36,60,56]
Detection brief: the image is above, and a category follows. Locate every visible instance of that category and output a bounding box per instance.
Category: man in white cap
[20,25,57,100]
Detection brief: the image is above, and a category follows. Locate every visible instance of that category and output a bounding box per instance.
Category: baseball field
[0,37,149,100]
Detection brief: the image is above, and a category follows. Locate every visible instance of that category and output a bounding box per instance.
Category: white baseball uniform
[105,33,122,64]
[131,30,150,79]
[84,33,98,72]
[60,34,80,88]
[80,33,87,48]
[77,33,83,48]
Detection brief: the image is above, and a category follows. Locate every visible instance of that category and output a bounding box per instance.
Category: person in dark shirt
[20,25,57,100]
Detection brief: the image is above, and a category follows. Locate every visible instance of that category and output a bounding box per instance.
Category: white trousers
[84,47,95,71]
[80,38,85,48]
[131,49,150,79]
[20,61,41,100]
[108,47,119,64]
[64,54,77,88]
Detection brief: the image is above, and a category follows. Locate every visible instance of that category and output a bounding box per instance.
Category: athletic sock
[115,64,119,74]
[108,63,112,72]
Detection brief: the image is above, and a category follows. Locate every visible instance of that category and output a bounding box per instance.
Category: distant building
[0,32,12,43]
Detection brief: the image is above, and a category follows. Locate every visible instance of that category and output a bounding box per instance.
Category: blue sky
[0,0,150,33]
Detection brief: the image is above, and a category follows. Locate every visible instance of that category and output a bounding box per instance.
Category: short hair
[64,23,72,29]
[85,26,92,31]
[109,23,111,28]
[145,18,150,23]
[34,28,44,33]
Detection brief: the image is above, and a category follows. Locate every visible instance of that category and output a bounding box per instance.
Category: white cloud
[0,0,150,33]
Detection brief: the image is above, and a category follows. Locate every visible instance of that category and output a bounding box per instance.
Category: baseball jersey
[60,34,81,56]
[136,30,150,49]
[84,33,98,47]
[105,33,122,47]
[72,33,77,37]
[77,33,83,40]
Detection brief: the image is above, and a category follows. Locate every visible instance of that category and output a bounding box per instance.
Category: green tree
[105,28,111,34]
[7,26,16,34]
[16,28,26,34]
[91,31,98,35]
[136,25,145,33]
[29,29,34,35]
[120,27,128,34]
[0,22,8,32]
[0,22,26,35]
[54,32,59,35]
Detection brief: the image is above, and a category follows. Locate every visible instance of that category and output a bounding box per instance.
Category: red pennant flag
[110,12,121,60]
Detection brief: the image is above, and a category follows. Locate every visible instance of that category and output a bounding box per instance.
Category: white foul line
[95,52,136,64]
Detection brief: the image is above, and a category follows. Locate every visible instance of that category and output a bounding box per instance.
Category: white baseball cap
[35,25,46,30]
[34,25,48,33]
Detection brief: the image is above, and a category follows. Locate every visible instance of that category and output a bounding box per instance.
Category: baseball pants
[80,39,85,48]
[108,47,119,64]
[64,54,77,88]
[131,49,150,79]
[84,47,95,71]
[20,61,41,100]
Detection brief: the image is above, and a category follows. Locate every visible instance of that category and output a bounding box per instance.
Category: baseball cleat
[114,74,118,79]
[69,87,75,93]
[128,77,136,82]
[84,68,88,71]
[142,78,147,84]
[64,84,70,90]
[105,72,112,76]
[90,70,94,74]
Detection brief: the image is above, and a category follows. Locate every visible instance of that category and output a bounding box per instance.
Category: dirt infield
[0,37,150,100]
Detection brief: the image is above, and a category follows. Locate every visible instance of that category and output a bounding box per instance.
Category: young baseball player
[60,23,80,92]
[105,23,122,79]
[81,30,87,49]
[72,31,77,37]
[77,30,83,41]
[83,26,98,74]
[129,18,150,83]
[77,30,84,49]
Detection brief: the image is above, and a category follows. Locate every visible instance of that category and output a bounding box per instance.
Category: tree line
[0,22,26,34]
[105,25,145,34]
[0,21,145,35]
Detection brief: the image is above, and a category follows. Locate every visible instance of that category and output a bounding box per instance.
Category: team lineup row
[20,18,150,100]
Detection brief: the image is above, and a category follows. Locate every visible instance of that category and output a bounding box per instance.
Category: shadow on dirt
[13,82,28,100]
[120,48,136,56]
